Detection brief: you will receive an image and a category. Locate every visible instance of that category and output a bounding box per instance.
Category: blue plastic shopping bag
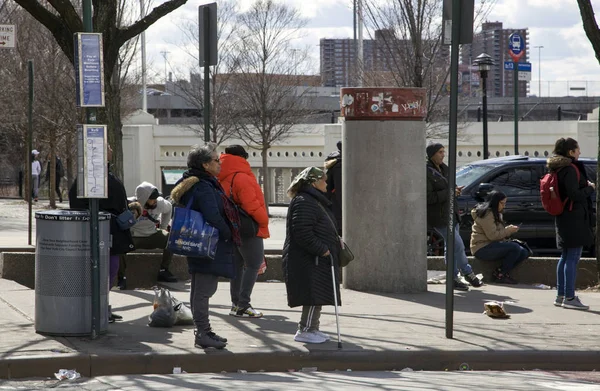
[167,197,219,258]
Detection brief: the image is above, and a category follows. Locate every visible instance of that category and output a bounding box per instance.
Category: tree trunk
[261,145,270,216]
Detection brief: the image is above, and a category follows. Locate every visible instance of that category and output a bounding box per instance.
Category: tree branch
[118,0,188,45]
[577,0,600,64]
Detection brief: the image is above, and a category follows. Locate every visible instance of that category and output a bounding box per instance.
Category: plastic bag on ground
[148,288,177,327]
[172,296,194,325]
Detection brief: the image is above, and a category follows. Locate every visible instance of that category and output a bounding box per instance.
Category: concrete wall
[121,109,600,200]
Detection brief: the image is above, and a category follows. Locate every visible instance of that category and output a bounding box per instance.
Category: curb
[3,350,600,379]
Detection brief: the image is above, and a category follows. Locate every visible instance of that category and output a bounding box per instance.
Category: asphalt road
[2,371,600,390]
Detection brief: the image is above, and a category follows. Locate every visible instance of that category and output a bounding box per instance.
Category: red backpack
[539,163,580,216]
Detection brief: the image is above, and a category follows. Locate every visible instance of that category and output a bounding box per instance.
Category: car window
[456,163,501,188]
[584,164,597,183]
[488,167,538,196]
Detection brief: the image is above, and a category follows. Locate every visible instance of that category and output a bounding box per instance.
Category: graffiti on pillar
[340,88,427,120]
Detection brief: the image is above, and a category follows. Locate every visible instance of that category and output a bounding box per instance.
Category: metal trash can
[34,210,110,336]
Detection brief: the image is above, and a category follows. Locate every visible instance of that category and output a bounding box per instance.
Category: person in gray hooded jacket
[128,181,176,283]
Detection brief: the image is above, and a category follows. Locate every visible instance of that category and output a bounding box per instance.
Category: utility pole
[534,45,543,97]
[140,0,147,111]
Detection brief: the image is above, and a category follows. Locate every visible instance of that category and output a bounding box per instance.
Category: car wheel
[427,230,444,256]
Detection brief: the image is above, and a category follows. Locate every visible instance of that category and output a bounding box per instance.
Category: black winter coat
[547,156,594,248]
[325,154,342,235]
[282,186,341,308]
[426,160,459,228]
[68,165,135,256]
[170,171,236,279]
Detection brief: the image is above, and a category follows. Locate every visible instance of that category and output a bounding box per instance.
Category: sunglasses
[213,158,221,163]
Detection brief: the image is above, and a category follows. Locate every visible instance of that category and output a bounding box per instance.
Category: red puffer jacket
[218,154,270,238]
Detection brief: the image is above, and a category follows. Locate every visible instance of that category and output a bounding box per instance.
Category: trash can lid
[35,210,111,222]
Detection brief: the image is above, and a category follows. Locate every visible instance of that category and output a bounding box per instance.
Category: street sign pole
[27,61,33,245]
[508,33,524,155]
[203,6,210,143]
[514,65,519,154]
[82,0,101,340]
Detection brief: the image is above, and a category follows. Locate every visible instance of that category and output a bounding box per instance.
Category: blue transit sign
[508,33,523,56]
[504,61,531,71]
[74,33,105,107]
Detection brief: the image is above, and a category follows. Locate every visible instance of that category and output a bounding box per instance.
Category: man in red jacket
[218,145,270,318]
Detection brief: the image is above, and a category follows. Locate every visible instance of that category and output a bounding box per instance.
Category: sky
[142,0,600,97]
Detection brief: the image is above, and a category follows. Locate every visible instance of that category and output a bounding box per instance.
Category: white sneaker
[294,330,327,344]
[313,330,331,340]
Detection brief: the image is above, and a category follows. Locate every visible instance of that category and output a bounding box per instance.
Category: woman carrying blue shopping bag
[170,143,241,349]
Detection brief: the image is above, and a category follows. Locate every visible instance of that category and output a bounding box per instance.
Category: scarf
[184,167,242,246]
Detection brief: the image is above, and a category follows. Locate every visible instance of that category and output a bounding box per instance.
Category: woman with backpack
[470,191,528,284]
[547,137,595,310]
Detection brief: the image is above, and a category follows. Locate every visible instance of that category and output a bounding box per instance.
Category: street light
[534,45,544,97]
[473,53,495,159]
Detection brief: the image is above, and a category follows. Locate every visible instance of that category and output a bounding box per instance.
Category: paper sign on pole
[77,125,108,198]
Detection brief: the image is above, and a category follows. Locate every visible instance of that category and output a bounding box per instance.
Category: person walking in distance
[547,137,595,310]
[31,150,41,202]
[218,145,269,318]
[426,143,483,291]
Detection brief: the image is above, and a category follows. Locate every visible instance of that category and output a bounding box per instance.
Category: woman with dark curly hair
[547,137,595,310]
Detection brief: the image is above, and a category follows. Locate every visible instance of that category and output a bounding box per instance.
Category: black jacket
[69,165,135,256]
[426,160,459,228]
[282,186,341,308]
[325,154,342,235]
[547,156,594,248]
[170,170,235,279]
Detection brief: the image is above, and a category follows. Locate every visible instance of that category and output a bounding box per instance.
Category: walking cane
[329,254,342,349]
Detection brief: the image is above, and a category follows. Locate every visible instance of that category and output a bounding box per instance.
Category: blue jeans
[434,223,472,277]
[556,247,583,298]
[474,241,529,274]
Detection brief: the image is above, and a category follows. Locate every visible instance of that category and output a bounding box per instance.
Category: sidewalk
[2,277,600,379]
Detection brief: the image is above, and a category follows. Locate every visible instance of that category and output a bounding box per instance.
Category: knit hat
[426,143,444,159]
[287,167,325,197]
[336,141,342,152]
[225,145,249,159]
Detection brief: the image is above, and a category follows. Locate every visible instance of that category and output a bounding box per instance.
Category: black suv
[427,156,597,255]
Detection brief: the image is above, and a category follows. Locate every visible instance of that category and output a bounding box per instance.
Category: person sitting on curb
[127,182,177,284]
[470,190,528,284]
[426,143,483,291]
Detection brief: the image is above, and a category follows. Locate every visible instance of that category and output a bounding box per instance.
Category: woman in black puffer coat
[282,166,341,344]
[547,137,595,310]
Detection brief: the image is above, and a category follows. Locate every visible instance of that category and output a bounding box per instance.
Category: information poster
[77,125,108,198]
[74,33,105,107]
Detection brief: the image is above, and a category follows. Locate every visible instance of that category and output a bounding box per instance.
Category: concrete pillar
[341,88,427,293]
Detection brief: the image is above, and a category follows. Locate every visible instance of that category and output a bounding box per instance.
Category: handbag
[229,173,259,238]
[115,209,136,230]
[167,195,219,258]
[510,238,533,257]
[317,203,355,267]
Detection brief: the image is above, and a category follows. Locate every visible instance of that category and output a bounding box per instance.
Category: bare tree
[170,0,239,144]
[229,0,316,207]
[362,0,496,139]
[13,0,189,177]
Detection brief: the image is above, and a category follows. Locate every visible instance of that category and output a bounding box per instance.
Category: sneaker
[157,269,177,283]
[554,295,565,307]
[229,305,239,316]
[206,331,228,343]
[117,277,127,290]
[294,330,327,344]
[563,296,589,310]
[109,312,123,322]
[464,272,483,287]
[195,332,227,349]
[313,330,331,340]
[453,278,470,291]
[492,269,518,284]
[234,306,263,318]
